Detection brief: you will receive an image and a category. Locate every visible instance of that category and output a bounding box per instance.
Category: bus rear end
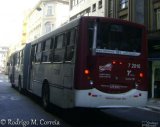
[74,17,148,108]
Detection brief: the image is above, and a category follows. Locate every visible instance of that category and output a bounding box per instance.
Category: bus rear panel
[74,17,148,108]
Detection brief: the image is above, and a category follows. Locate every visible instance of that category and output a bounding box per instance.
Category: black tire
[42,84,50,111]
[11,84,14,88]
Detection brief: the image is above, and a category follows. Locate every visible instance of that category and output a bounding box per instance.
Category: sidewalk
[146,99,160,111]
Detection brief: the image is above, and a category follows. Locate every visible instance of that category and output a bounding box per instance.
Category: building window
[71,0,85,10]
[156,9,160,30]
[98,0,102,9]
[71,0,77,8]
[46,5,53,16]
[120,0,128,9]
[119,14,128,20]
[72,0,75,6]
[45,22,52,33]
[108,0,113,17]
[92,3,96,12]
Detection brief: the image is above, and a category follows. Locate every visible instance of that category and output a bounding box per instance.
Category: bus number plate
[128,63,141,69]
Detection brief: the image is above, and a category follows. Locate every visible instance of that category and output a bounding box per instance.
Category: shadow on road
[47,105,140,127]
[10,87,142,127]
[10,86,143,127]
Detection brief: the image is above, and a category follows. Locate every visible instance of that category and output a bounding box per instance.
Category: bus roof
[31,17,81,45]
[30,16,145,45]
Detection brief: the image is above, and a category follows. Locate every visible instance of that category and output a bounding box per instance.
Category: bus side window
[17,52,20,65]
[19,52,21,64]
[15,53,18,65]
[42,39,52,62]
[35,43,42,63]
[53,34,65,62]
[49,38,54,62]
[31,45,36,63]
[19,50,23,65]
[22,50,24,65]
[65,29,75,62]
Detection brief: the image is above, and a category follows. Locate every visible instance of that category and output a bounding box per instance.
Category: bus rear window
[88,22,142,53]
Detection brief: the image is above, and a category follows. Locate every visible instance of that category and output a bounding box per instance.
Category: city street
[0,73,70,127]
[0,0,160,127]
[0,73,160,127]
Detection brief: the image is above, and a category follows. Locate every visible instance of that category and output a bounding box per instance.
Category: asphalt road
[101,108,160,127]
[1,73,160,127]
[102,107,160,122]
[0,73,70,127]
[0,74,133,127]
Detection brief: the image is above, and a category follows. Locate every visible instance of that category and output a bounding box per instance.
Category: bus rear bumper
[74,88,148,108]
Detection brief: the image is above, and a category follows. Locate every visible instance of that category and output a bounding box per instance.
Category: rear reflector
[119,62,123,65]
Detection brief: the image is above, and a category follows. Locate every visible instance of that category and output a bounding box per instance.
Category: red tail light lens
[84,69,90,75]
[139,72,144,78]
[112,61,116,64]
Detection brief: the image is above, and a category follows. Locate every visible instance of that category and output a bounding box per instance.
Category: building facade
[69,0,145,25]
[69,0,160,99]
[21,13,28,46]
[0,47,9,73]
[26,0,69,43]
[147,0,160,98]
[69,0,105,20]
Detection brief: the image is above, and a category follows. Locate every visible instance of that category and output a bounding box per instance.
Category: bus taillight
[139,72,144,78]
[84,69,90,75]
[84,69,94,86]
[112,61,116,64]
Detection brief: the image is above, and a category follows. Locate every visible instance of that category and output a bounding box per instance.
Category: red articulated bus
[10,16,148,109]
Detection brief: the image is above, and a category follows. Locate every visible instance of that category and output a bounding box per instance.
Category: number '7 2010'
[128,63,141,69]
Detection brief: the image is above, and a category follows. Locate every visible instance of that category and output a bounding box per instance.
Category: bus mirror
[7,62,9,66]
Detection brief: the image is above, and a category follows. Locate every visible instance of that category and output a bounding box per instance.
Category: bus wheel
[18,77,22,93]
[10,75,14,88]
[42,84,50,111]
[11,84,14,88]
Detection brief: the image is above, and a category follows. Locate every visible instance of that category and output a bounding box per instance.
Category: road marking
[138,107,160,114]
[138,107,153,111]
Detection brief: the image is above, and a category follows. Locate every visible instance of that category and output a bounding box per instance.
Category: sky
[0,0,39,47]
